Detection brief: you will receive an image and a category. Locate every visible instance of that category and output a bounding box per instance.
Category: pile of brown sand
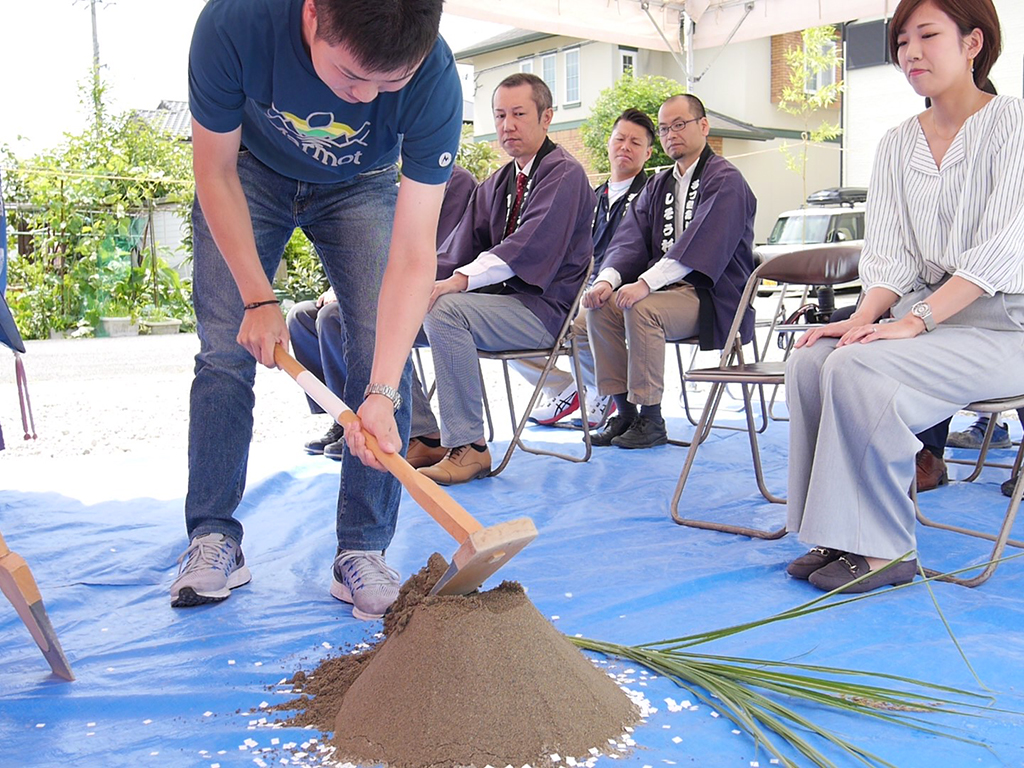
[277,553,639,768]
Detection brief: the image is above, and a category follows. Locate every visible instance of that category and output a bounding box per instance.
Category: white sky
[0,0,509,157]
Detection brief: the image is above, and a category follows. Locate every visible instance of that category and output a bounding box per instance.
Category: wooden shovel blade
[0,552,74,680]
[430,517,539,596]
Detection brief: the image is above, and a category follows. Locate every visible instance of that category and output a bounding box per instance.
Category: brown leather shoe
[418,443,492,486]
[406,437,448,469]
[915,448,948,493]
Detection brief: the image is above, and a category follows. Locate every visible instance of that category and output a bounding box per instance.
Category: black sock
[640,403,662,421]
[416,435,442,448]
[613,394,637,420]
[469,442,488,453]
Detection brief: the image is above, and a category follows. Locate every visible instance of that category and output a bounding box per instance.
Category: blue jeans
[186,150,408,551]
[286,299,347,415]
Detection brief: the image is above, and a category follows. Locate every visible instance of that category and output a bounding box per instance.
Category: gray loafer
[808,554,917,593]
[786,547,844,580]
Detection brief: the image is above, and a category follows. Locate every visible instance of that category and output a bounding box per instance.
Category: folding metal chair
[913,395,1024,587]
[477,264,594,477]
[669,243,861,537]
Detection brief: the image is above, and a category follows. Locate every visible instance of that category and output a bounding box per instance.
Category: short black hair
[312,0,442,74]
[612,108,657,146]
[662,93,707,120]
[493,72,553,116]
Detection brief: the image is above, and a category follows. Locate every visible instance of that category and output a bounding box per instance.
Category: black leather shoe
[611,414,668,449]
[786,547,844,580]
[323,436,346,461]
[808,554,917,593]
[304,422,345,455]
[590,415,635,447]
[1003,475,1019,499]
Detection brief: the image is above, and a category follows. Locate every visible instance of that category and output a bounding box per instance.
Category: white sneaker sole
[330,579,384,621]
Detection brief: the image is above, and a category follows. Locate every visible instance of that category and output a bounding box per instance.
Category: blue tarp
[2,409,1023,767]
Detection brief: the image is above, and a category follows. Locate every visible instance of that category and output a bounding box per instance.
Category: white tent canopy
[444,0,900,52]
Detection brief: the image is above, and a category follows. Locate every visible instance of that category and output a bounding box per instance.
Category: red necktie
[504,172,528,238]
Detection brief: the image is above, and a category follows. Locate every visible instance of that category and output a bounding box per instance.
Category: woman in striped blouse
[783,0,1024,593]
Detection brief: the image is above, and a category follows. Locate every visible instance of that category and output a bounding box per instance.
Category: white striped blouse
[861,94,1024,297]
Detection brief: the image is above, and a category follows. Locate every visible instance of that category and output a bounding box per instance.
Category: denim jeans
[186,150,408,551]
[286,299,347,415]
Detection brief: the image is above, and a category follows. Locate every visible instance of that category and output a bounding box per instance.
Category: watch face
[912,303,928,317]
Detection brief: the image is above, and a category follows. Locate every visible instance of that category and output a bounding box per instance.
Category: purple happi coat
[601,151,756,350]
[437,141,596,338]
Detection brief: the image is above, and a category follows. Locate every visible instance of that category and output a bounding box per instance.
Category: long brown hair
[888,0,1002,89]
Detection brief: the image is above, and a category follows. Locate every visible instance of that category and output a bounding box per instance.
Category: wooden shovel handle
[273,345,483,544]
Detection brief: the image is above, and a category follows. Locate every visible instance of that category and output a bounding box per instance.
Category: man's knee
[424,294,471,335]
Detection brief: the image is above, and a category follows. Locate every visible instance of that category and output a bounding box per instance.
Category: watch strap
[364,383,402,411]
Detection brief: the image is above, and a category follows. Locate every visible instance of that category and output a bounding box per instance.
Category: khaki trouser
[586,282,701,406]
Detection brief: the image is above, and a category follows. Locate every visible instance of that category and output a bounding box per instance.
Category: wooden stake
[0,530,74,680]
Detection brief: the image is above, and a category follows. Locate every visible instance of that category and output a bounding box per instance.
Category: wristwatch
[910,301,936,332]
[364,383,402,411]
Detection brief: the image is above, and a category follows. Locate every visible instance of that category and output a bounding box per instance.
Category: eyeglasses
[656,117,702,137]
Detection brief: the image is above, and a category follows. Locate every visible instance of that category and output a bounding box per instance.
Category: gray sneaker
[170,533,251,607]
[330,550,401,620]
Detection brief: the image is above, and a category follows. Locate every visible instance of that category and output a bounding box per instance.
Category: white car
[755,188,865,294]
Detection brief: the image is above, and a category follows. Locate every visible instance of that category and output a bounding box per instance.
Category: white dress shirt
[861,95,1024,297]
[454,156,538,291]
[594,158,697,292]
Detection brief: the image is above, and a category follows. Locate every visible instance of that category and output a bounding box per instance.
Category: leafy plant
[777,26,845,207]
[2,77,194,338]
[570,560,1014,767]
[456,124,502,182]
[580,73,685,174]
[275,229,328,303]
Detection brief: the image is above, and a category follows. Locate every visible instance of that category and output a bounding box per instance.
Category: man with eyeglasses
[583,94,757,449]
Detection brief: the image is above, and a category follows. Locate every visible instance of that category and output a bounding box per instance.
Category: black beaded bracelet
[243,299,280,311]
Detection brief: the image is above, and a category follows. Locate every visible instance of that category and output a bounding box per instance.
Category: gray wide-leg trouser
[786,289,1024,560]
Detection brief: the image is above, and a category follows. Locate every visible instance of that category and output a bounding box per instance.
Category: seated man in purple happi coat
[406,72,596,485]
[584,94,757,449]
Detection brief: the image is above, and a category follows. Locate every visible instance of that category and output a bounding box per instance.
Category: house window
[805,38,837,93]
[541,53,557,105]
[619,47,638,76]
[519,58,534,74]
[564,48,580,105]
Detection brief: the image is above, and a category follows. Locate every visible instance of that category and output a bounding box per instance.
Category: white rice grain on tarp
[672,737,682,744]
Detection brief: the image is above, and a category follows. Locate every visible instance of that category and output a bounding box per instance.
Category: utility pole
[90,0,102,123]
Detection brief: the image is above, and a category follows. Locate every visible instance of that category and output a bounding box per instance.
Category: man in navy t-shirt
[172,0,463,620]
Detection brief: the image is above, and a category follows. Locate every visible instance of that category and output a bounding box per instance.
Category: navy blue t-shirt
[188,0,462,185]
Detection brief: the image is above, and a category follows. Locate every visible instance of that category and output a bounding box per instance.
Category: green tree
[456,125,501,182]
[777,26,844,207]
[580,73,685,174]
[4,80,194,337]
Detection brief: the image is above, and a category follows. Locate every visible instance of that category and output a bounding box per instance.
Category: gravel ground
[0,334,334,459]
[0,332,534,461]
